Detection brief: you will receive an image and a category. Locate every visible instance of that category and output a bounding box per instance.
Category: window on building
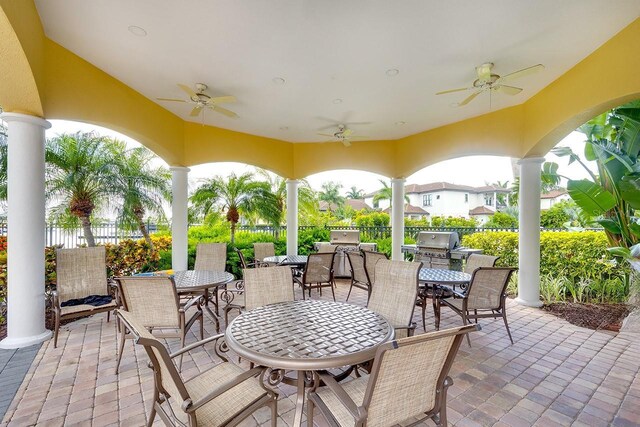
[436,195,440,199]
[484,193,493,206]
[465,193,469,203]
[423,194,432,206]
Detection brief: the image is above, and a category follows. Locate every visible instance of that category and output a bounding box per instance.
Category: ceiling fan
[157,83,238,118]
[436,63,544,106]
[318,124,367,147]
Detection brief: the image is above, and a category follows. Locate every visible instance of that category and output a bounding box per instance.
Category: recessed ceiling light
[333,98,343,104]
[386,68,399,76]
[272,77,286,84]
[279,126,289,131]
[395,121,406,126]
[128,25,147,37]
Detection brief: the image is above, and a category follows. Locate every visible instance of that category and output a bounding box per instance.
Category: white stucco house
[540,189,570,210]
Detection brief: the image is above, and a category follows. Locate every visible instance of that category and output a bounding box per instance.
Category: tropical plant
[544,101,640,258]
[46,132,117,246]
[509,164,561,206]
[109,142,171,249]
[372,180,409,206]
[484,211,518,228]
[489,180,510,206]
[190,172,277,244]
[346,186,365,199]
[540,202,571,229]
[317,181,344,212]
[255,169,317,237]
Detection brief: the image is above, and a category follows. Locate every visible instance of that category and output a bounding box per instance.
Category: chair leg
[474,309,478,323]
[270,398,278,427]
[307,397,315,427]
[107,310,111,323]
[179,332,185,371]
[346,283,353,301]
[147,389,159,427]
[115,319,126,374]
[53,311,60,348]
[502,309,514,344]
[462,312,471,347]
[330,282,336,302]
[421,297,427,331]
[199,311,204,340]
[434,298,441,330]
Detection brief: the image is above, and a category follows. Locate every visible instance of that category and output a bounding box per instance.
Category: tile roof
[541,189,568,199]
[383,203,429,215]
[364,182,511,197]
[469,206,496,215]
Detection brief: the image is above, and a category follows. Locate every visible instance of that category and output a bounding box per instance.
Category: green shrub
[484,212,518,228]
[431,216,477,228]
[354,212,390,227]
[540,202,571,229]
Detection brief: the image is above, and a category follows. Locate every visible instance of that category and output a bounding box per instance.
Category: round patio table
[173,270,234,332]
[225,299,393,427]
[263,255,308,268]
[417,268,472,331]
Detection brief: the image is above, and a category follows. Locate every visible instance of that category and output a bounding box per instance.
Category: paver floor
[2,279,640,426]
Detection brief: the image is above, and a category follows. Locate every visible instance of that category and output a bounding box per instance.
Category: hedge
[462,231,627,283]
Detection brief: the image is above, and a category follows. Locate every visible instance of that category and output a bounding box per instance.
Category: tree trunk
[137,216,154,250]
[80,216,95,247]
[230,221,236,244]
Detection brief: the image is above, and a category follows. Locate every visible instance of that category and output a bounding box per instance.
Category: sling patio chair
[222,266,295,325]
[362,250,388,292]
[116,310,278,427]
[253,242,276,263]
[194,242,228,315]
[307,324,480,427]
[345,251,371,304]
[317,243,338,253]
[235,247,269,270]
[114,276,204,373]
[295,252,337,301]
[53,246,116,348]
[367,259,422,339]
[434,267,516,346]
[464,253,499,274]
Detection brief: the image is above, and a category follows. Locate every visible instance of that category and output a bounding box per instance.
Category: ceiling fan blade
[157,97,186,103]
[495,85,523,95]
[436,87,471,95]
[190,106,203,117]
[317,133,335,137]
[348,135,368,140]
[342,139,352,147]
[344,121,372,126]
[211,105,238,118]
[458,91,481,106]
[210,96,236,104]
[342,129,354,137]
[178,84,198,98]
[500,64,544,82]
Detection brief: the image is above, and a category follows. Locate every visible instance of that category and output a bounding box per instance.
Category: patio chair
[53,246,115,348]
[307,324,480,427]
[464,254,499,274]
[116,310,278,427]
[253,242,275,263]
[367,259,422,339]
[235,247,269,270]
[194,242,227,315]
[362,250,388,291]
[222,266,295,325]
[295,252,337,301]
[434,267,516,345]
[345,251,371,304]
[114,276,204,374]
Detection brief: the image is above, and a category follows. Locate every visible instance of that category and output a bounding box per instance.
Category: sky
[46,120,595,195]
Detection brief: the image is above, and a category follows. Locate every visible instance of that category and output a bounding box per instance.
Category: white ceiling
[35,0,640,143]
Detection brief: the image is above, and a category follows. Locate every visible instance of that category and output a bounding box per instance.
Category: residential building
[382,203,430,221]
[541,189,570,210]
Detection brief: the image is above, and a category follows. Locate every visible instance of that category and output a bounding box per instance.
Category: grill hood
[330,230,360,245]
[416,231,460,250]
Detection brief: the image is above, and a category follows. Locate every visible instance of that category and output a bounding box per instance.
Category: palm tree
[46,132,117,247]
[256,169,317,238]
[372,180,409,207]
[318,181,344,212]
[346,186,364,199]
[190,172,276,244]
[109,142,171,250]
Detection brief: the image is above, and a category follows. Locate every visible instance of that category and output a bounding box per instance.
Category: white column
[391,178,405,261]
[171,167,190,271]
[286,180,299,256]
[516,157,545,307]
[0,113,51,349]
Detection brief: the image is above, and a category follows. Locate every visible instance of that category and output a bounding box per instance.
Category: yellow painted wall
[1,1,639,181]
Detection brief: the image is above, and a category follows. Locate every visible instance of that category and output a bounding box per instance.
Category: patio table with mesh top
[225,299,393,427]
[417,268,472,330]
[263,255,308,268]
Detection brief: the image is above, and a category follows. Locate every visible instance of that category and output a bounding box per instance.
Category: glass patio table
[417,268,472,331]
[225,299,393,427]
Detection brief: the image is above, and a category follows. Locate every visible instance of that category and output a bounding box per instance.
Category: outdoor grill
[315,230,376,277]
[415,231,481,270]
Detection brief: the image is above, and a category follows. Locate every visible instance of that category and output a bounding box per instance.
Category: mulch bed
[543,302,632,332]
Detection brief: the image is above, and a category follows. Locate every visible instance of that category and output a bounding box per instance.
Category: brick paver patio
[1,279,639,426]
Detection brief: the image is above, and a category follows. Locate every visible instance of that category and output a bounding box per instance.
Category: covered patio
[1,1,640,425]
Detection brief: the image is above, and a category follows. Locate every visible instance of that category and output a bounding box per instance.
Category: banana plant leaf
[619,174,640,209]
[630,222,640,240]
[596,218,621,234]
[566,179,616,217]
[608,246,631,258]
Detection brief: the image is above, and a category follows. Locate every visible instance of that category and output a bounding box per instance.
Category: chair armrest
[220,289,243,306]
[314,371,361,420]
[181,295,204,312]
[169,333,225,358]
[394,323,417,337]
[185,366,264,412]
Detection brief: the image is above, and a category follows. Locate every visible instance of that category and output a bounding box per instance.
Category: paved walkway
[1,280,640,426]
[0,344,41,421]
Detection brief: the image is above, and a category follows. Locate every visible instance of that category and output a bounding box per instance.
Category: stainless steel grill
[315,230,376,277]
[416,231,461,270]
